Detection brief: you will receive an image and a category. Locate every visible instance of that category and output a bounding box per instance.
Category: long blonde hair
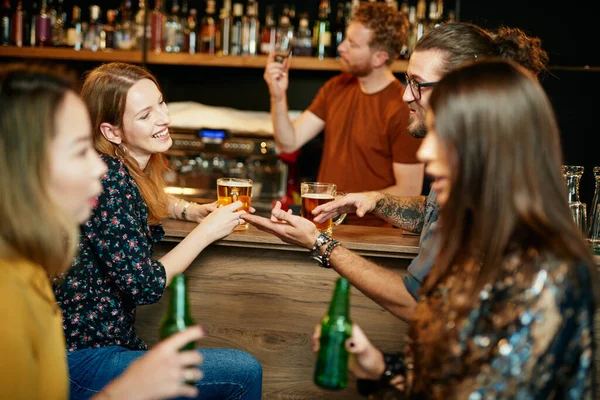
[81,62,170,225]
[0,64,79,275]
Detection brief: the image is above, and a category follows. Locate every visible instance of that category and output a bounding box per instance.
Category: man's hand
[313,192,383,224]
[264,52,290,102]
[241,201,320,249]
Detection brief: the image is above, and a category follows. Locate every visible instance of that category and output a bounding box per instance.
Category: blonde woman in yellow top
[0,64,205,399]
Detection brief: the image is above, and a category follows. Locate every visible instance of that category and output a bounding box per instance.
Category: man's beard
[408,112,427,138]
[342,60,373,77]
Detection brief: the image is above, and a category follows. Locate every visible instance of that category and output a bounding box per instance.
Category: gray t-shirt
[401,190,439,300]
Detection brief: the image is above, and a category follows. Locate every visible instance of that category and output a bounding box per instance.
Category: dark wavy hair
[415,22,549,79]
[353,2,409,64]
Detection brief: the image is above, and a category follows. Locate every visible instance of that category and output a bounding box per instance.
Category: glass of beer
[301,182,346,235]
[217,177,253,230]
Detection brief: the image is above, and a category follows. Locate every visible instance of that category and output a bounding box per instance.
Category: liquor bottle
[65,5,82,50]
[259,4,275,55]
[134,0,148,50]
[292,11,311,56]
[116,0,135,50]
[164,0,183,52]
[35,0,52,46]
[51,0,65,46]
[218,0,231,55]
[29,1,38,46]
[159,274,197,351]
[11,0,27,47]
[150,0,165,52]
[199,0,217,54]
[0,0,11,45]
[312,0,331,59]
[103,9,117,49]
[83,5,102,51]
[333,2,345,58]
[179,0,188,50]
[275,4,291,53]
[230,2,243,55]
[241,0,259,56]
[184,7,197,54]
[314,277,352,390]
[414,0,427,41]
[288,3,297,38]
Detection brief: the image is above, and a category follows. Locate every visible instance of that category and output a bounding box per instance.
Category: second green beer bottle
[314,277,352,390]
[159,273,196,351]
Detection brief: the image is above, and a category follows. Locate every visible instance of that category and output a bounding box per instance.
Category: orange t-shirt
[307,73,422,194]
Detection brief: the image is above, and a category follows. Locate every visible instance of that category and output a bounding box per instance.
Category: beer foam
[302,193,335,200]
[219,181,253,187]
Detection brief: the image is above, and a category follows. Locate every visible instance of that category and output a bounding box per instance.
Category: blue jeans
[67,346,262,400]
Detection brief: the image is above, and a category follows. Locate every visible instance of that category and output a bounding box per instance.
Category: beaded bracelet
[322,239,341,269]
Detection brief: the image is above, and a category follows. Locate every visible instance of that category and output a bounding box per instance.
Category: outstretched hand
[313,192,382,224]
[240,201,320,249]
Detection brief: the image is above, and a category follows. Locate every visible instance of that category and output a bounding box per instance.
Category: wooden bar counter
[135,220,420,400]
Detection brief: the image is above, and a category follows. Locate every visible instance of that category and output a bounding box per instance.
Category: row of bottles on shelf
[0,0,453,58]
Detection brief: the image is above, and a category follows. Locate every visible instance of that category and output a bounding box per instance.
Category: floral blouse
[52,155,167,352]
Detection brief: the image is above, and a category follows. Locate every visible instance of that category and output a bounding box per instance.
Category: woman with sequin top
[312,60,597,399]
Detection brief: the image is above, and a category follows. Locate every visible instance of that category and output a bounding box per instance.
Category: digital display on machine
[199,128,226,140]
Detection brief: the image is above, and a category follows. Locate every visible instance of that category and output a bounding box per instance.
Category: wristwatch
[309,233,333,267]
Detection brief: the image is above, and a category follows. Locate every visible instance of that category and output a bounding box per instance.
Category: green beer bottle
[159,273,196,351]
[314,277,352,390]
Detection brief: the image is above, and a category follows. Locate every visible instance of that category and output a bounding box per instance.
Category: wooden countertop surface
[162,219,421,259]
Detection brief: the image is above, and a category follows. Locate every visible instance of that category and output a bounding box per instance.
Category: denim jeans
[67,346,262,400]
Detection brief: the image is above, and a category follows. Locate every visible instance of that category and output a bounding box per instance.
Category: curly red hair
[352,3,408,64]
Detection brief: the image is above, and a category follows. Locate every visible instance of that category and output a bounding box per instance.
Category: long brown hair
[411,59,595,396]
[81,62,169,225]
[0,64,79,275]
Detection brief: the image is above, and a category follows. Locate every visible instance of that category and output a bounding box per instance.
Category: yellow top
[0,258,69,400]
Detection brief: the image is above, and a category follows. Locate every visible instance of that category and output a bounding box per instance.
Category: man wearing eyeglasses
[264,3,425,227]
[250,22,549,322]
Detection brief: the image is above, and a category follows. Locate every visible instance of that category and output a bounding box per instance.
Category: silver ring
[238,218,244,225]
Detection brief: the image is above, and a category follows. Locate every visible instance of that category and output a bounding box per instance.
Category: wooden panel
[135,243,410,400]
[146,52,409,73]
[162,219,421,259]
[0,46,143,63]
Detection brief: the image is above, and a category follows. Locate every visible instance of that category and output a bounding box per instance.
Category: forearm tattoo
[374,195,426,233]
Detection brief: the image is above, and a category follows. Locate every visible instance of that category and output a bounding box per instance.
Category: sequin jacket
[368,252,595,399]
[52,155,167,352]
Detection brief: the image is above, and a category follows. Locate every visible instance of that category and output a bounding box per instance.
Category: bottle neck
[167,274,192,320]
[565,174,582,203]
[327,277,350,318]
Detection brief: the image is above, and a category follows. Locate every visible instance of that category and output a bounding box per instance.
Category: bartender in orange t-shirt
[264,2,424,226]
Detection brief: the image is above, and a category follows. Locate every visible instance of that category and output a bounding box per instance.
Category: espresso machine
[164,127,288,216]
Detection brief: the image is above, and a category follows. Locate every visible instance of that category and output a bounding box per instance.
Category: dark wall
[458,0,599,209]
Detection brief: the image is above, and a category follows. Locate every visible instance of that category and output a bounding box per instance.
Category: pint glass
[217,177,253,230]
[301,182,346,235]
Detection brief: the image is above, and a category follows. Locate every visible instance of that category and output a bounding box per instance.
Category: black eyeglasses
[405,73,438,100]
